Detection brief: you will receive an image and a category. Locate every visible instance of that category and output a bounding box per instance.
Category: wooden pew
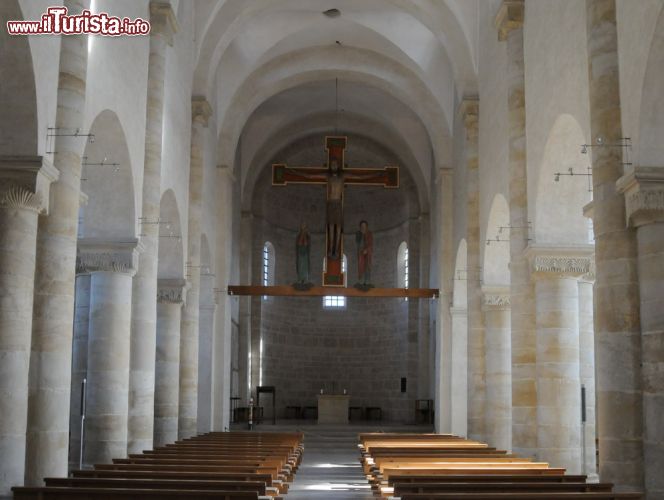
[12,487,262,499]
[357,433,642,500]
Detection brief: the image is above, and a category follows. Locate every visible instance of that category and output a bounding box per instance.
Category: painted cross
[272,136,399,287]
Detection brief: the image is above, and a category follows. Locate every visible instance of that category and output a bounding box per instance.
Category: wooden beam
[227,285,439,298]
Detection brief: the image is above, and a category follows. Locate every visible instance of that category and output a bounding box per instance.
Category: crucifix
[272,136,399,287]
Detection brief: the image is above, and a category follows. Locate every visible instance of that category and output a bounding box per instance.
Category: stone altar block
[317,394,349,424]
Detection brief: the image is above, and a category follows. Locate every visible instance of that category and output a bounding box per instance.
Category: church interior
[1,0,663,499]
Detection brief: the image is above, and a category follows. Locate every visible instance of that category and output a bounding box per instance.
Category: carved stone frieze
[532,256,592,276]
[157,278,187,304]
[495,0,525,41]
[149,1,178,45]
[617,166,664,227]
[192,97,213,127]
[0,155,59,213]
[77,238,141,276]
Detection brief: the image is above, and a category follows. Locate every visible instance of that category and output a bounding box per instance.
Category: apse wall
[249,137,425,423]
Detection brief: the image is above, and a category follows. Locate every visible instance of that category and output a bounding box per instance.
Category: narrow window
[323,254,347,308]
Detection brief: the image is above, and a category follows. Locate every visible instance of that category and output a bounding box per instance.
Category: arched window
[262,242,275,300]
[323,254,347,308]
[397,242,409,301]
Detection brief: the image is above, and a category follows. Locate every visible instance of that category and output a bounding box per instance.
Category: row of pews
[13,431,303,499]
[359,433,642,500]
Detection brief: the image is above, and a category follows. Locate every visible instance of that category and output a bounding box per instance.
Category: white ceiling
[189,0,479,209]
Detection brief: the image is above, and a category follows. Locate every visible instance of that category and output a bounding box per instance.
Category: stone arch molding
[157,189,185,281]
[216,47,452,172]
[0,0,38,156]
[483,194,510,287]
[453,239,468,309]
[194,0,477,99]
[533,114,591,245]
[79,109,136,241]
[637,4,664,167]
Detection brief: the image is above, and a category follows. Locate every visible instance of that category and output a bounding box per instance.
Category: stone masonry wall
[248,135,425,423]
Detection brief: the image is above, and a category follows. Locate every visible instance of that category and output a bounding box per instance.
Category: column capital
[525,244,594,279]
[192,96,213,127]
[0,155,59,213]
[616,166,664,227]
[495,0,524,41]
[435,166,454,184]
[77,238,141,275]
[217,164,236,181]
[157,278,187,304]
[149,1,179,46]
[482,285,510,310]
[458,98,479,129]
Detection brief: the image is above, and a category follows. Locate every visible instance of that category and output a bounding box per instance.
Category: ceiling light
[323,8,341,18]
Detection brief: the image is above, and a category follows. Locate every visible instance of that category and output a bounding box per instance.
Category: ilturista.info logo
[6,6,150,36]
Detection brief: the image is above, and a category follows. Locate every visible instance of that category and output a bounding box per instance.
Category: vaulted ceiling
[189,0,480,210]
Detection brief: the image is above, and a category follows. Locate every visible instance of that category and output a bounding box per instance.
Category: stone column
[495,0,537,458]
[68,268,91,469]
[178,97,212,439]
[238,211,253,404]
[528,249,592,474]
[617,167,664,497]
[0,157,57,495]
[211,165,235,431]
[578,269,598,481]
[197,273,216,433]
[128,2,178,454]
[586,0,643,491]
[449,306,468,436]
[482,288,512,451]
[154,279,185,447]
[79,240,139,465]
[460,98,484,442]
[435,167,454,434]
[25,0,89,485]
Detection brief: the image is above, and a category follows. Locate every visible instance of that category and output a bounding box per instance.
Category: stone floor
[235,421,433,499]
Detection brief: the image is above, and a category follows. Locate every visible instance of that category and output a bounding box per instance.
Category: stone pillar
[495,0,537,458]
[211,165,235,431]
[154,279,185,447]
[79,240,139,465]
[586,0,643,491]
[449,307,468,437]
[26,0,89,480]
[435,167,454,434]
[529,250,592,474]
[617,167,664,497]
[238,211,253,404]
[68,268,91,469]
[418,214,432,400]
[0,157,57,495]
[197,274,216,434]
[128,2,178,454]
[179,97,212,439]
[460,98,484,442]
[578,269,598,481]
[482,288,512,451]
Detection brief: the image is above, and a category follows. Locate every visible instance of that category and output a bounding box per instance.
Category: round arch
[453,239,468,309]
[483,194,510,287]
[0,0,38,156]
[533,114,591,245]
[216,47,451,170]
[637,5,664,167]
[157,189,184,280]
[79,110,135,240]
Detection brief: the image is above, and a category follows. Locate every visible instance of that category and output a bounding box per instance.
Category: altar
[317,394,350,424]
